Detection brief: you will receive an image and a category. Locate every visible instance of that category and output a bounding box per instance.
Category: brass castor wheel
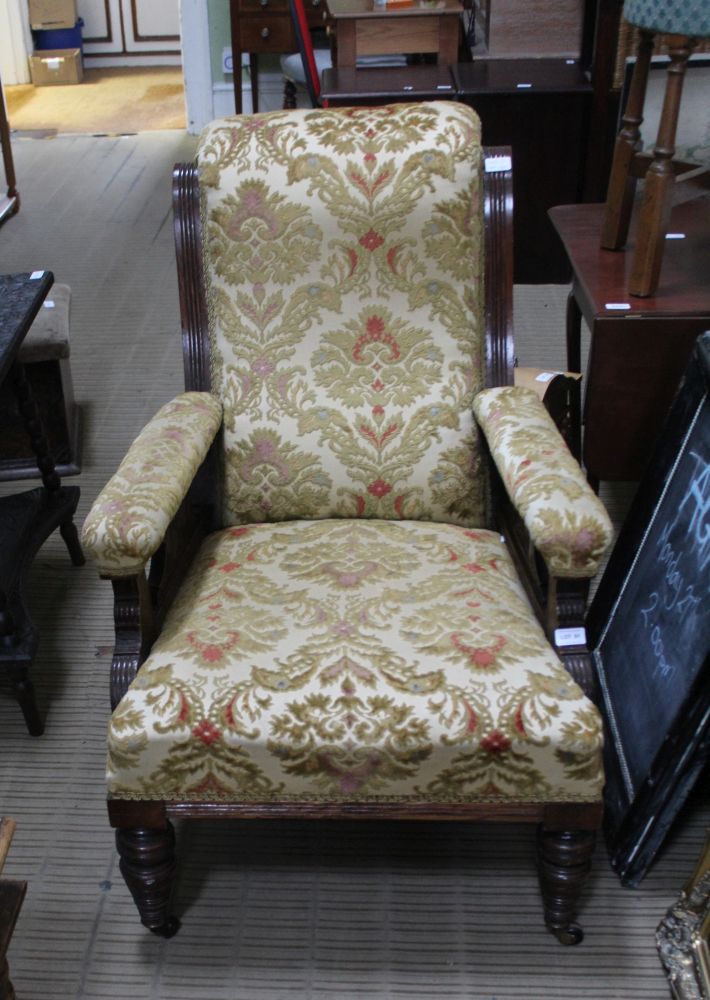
[148,915,181,938]
[553,922,584,945]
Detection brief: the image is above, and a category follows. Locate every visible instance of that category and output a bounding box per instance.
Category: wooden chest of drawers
[230,0,326,113]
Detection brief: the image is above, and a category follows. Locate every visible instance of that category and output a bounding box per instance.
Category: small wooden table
[0,818,25,1000]
[549,201,710,484]
[327,0,463,69]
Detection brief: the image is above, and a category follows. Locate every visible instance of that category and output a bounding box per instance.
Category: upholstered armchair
[82,103,612,945]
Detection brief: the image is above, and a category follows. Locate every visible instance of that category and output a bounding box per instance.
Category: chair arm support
[81,392,223,577]
[473,386,613,578]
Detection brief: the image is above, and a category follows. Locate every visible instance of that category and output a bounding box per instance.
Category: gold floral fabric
[82,393,223,576]
[473,387,613,577]
[197,103,487,528]
[107,519,603,803]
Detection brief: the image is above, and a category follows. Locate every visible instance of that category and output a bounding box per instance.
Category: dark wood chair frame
[104,147,602,945]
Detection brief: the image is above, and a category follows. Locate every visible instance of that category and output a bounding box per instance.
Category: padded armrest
[82,392,223,577]
[473,386,612,578]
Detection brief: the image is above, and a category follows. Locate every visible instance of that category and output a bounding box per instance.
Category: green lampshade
[623,0,710,36]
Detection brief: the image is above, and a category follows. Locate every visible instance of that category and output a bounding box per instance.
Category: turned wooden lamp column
[600,0,710,297]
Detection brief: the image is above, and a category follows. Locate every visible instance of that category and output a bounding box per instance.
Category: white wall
[0,0,32,84]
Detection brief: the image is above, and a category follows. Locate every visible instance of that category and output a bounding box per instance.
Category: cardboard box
[30,48,83,86]
[28,0,77,30]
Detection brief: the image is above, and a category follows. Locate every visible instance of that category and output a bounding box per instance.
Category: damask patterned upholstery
[198,104,487,529]
[107,520,603,803]
[83,393,223,576]
[623,0,710,37]
[473,387,613,577]
[84,103,609,812]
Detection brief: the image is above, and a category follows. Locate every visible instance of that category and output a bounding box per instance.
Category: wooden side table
[229,0,327,114]
[549,200,710,484]
[0,272,84,736]
[327,0,463,69]
[0,818,25,1000]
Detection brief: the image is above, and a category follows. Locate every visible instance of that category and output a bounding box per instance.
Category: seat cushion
[197,103,487,528]
[107,520,603,804]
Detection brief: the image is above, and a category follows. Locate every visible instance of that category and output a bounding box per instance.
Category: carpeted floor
[5,67,186,136]
[0,128,707,1000]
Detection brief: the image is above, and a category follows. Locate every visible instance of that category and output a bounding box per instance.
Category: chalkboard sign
[587,331,710,887]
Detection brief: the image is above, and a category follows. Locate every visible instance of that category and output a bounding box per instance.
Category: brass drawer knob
[260,25,270,37]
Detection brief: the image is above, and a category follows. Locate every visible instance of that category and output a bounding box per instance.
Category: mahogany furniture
[229,0,327,113]
[0,818,25,1000]
[549,200,710,485]
[0,272,84,735]
[82,106,612,945]
[0,69,19,228]
[327,0,463,69]
[599,0,710,297]
[454,58,592,283]
[321,63,455,103]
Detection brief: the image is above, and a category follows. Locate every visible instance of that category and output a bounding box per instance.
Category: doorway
[0,0,214,135]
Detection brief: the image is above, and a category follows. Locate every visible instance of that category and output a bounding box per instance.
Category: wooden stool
[600,0,710,297]
[0,283,81,481]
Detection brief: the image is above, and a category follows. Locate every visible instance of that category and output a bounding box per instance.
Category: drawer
[239,16,297,51]
[238,0,289,12]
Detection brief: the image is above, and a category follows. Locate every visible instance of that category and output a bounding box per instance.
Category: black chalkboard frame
[587,331,710,888]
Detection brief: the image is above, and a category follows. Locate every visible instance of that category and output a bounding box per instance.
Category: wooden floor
[0,128,707,1000]
[5,67,186,136]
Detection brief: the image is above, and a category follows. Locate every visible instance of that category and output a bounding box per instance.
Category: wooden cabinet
[229,0,326,113]
[78,0,180,59]
[454,59,592,283]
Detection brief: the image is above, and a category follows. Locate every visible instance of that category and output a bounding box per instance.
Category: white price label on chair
[484,155,512,173]
[554,627,587,648]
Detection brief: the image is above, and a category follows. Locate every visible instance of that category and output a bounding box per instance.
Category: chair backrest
[194,103,492,529]
[288,0,321,105]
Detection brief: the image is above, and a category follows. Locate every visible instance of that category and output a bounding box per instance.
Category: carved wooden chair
[82,103,613,944]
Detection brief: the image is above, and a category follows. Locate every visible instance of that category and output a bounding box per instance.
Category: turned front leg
[537,827,596,944]
[116,823,180,937]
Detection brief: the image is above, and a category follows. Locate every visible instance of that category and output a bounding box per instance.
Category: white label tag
[44,300,55,308]
[516,83,532,89]
[535,371,561,382]
[554,627,587,648]
[29,271,44,280]
[484,155,512,173]
[666,233,686,239]
[605,302,631,310]
[43,58,62,69]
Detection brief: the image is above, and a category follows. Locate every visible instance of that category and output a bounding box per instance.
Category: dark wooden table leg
[250,53,260,113]
[565,289,583,462]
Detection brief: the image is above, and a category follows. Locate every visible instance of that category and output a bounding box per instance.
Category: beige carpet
[0,129,707,1000]
[5,67,186,135]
